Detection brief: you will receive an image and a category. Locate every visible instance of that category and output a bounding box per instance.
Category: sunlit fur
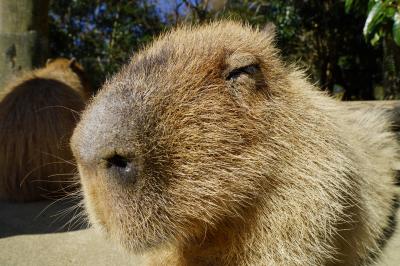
[0,58,91,202]
[71,22,399,265]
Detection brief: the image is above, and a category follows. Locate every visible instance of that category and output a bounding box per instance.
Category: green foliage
[363,1,386,39]
[345,0,355,13]
[346,0,400,98]
[346,0,400,46]
[393,11,400,45]
[49,0,164,88]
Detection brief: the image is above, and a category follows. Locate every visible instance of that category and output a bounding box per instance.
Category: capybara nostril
[106,154,129,169]
[104,154,137,183]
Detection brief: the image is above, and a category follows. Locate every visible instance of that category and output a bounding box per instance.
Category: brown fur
[0,58,91,202]
[71,22,400,265]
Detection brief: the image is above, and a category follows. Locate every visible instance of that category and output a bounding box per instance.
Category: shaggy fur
[0,58,90,202]
[71,22,400,265]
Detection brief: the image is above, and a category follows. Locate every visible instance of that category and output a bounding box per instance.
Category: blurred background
[1,0,400,100]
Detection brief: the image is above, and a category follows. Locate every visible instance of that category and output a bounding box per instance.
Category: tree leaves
[357,0,400,47]
[393,12,400,45]
[363,0,385,38]
[49,0,164,88]
[345,0,354,13]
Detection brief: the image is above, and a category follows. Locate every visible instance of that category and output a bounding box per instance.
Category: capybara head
[44,58,92,100]
[71,22,285,251]
[0,58,90,202]
[71,22,399,264]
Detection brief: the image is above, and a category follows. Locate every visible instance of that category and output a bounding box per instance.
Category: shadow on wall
[0,198,87,238]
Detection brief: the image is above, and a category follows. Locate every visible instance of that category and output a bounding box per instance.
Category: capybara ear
[69,58,77,68]
[260,22,277,39]
[46,58,55,66]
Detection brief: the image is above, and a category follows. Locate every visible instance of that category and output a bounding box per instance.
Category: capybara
[0,58,91,201]
[71,22,399,265]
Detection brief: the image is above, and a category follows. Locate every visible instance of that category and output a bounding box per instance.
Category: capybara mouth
[78,162,177,252]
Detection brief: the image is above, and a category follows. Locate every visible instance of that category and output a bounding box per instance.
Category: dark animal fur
[0,58,90,201]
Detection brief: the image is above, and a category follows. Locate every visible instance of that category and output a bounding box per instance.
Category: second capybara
[0,58,91,202]
[71,22,399,265]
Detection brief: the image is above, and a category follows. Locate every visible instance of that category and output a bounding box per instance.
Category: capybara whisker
[36,105,82,115]
[39,151,78,167]
[35,105,82,124]
[19,161,78,187]
[51,200,87,231]
[45,173,79,179]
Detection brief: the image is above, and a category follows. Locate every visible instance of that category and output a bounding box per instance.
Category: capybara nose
[104,154,137,183]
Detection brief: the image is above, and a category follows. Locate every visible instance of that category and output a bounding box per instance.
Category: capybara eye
[226,64,260,81]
